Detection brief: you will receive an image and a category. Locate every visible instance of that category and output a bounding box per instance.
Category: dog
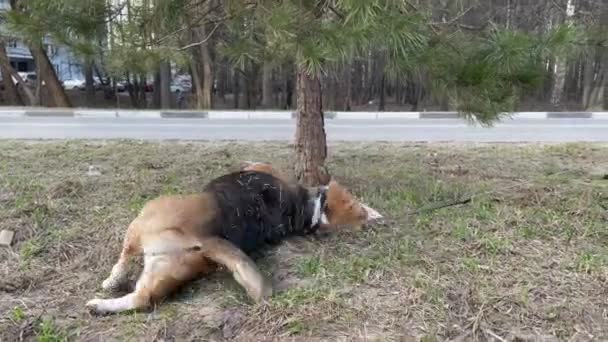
[86,169,382,315]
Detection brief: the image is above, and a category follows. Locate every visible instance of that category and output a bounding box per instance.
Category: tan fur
[86,194,271,315]
[324,180,369,229]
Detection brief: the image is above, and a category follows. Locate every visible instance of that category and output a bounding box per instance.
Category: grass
[1,141,607,341]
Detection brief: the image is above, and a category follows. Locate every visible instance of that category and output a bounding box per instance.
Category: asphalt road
[1,116,608,142]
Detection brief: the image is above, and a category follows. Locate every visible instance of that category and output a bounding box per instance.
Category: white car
[12,72,40,86]
[62,78,85,90]
[170,83,185,93]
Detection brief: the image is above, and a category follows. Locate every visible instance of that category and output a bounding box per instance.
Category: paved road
[1,116,608,142]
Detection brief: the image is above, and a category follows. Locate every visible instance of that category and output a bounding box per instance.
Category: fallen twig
[405,196,472,216]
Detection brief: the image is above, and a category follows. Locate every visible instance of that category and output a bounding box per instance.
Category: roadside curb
[0,108,607,120]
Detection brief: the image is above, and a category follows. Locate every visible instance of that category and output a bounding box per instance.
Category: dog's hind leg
[102,221,142,291]
[198,236,272,302]
[87,232,216,315]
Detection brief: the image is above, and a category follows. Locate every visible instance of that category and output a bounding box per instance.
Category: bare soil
[0,141,607,341]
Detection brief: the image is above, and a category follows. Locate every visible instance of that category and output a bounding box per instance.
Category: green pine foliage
[219,0,584,124]
[2,0,590,121]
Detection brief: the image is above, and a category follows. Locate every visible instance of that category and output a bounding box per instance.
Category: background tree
[218,0,585,185]
[5,0,74,107]
[0,0,605,185]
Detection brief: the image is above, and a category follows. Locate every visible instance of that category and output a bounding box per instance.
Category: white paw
[101,278,117,291]
[85,298,108,315]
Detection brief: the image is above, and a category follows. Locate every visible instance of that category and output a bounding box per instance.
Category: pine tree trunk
[191,59,205,109]
[378,74,386,111]
[153,70,161,108]
[217,60,226,103]
[550,0,575,109]
[294,67,329,186]
[159,61,172,109]
[344,64,352,111]
[34,61,42,106]
[84,58,95,106]
[200,42,214,109]
[233,71,240,109]
[0,43,23,106]
[262,62,273,108]
[29,42,71,107]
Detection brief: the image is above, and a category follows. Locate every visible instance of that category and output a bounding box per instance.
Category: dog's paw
[85,298,108,315]
[101,278,114,291]
[101,277,123,291]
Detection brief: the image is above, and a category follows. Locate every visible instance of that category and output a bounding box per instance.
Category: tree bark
[343,64,352,111]
[0,43,23,105]
[188,10,214,109]
[34,59,42,106]
[29,42,71,107]
[84,58,96,107]
[191,58,205,109]
[233,70,240,109]
[159,61,172,109]
[550,0,575,109]
[217,60,226,103]
[262,62,273,108]
[378,74,386,111]
[200,40,214,109]
[294,67,329,186]
[153,70,161,108]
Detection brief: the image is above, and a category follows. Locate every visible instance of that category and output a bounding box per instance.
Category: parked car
[12,72,40,86]
[115,81,126,92]
[170,83,186,93]
[77,77,103,91]
[63,78,85,90]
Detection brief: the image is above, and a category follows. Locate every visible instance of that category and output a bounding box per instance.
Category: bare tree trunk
[217,60,226,103]
[0,43,23,105]
[343,64,352,111]
[200,41,214,109]
[84,58,96,106]
[191,59,205,109]
[262,62,273,108]
[550,0,575,109]
[159,61,171,109]
[29,43,71,107]
[352,61,362,106]
[153,70,161,108]
[378,74,386,111]
[233,70,240,109]
[187,5,214,109]
[34,60,41,106]
[294,67,329,186]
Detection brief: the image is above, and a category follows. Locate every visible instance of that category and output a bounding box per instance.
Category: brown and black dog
[86,168,381,315]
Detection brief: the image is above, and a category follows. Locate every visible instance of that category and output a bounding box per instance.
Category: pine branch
[178,22,221,50]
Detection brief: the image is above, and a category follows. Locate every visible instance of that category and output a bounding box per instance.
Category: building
[0,0,83,81]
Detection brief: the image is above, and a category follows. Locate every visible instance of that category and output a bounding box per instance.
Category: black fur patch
[203,171,318,254]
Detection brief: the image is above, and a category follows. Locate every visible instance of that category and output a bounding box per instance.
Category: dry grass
[1,141,607,341]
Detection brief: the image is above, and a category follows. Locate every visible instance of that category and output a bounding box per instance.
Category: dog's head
[241,161,382,231]
[318,179,382,231]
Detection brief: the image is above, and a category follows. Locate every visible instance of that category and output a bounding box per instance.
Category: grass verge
[0,141,607,341]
